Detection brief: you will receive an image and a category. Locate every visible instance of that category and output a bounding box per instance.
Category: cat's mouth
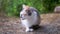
[21,18,26,20]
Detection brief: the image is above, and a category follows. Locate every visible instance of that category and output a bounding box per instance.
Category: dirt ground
[0,13,60,34]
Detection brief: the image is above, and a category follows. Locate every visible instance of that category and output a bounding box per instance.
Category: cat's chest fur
[21,11,38,27]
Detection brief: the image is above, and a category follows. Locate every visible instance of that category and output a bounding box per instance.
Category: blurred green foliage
[0,0,60,17]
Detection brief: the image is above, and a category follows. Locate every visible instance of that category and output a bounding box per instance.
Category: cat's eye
[26,10,32,16]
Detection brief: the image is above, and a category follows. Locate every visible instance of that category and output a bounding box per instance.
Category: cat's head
[21,4,32,16]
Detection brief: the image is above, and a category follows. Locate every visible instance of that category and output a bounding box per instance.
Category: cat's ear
[22,4,30,10]
[22,4,26,9]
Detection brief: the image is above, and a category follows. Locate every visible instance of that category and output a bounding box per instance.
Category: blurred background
[0,0,60,34]
[0,0,60,17]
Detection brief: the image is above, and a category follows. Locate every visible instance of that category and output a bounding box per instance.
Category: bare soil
[0,13,60,34]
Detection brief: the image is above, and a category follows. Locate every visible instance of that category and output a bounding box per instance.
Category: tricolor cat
[20,4,41,32]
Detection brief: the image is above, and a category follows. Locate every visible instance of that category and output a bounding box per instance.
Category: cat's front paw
[26,28,30,32]
[26,28,33,32]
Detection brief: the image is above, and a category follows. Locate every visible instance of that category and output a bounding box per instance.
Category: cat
[20,4,41,32]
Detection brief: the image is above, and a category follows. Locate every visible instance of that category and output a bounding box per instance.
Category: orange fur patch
[24,6,30,10]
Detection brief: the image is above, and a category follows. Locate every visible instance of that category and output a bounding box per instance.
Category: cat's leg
[25,27,30,32]
[25,27,33,32]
